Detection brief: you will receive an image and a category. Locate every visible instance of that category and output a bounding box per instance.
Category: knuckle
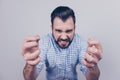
[25,37,29,42]
[22,42,28,50]
[32,41,37,46]
[22,43,26,49]
[89,57,93,62]
[94,48,98,53]
[27,61,33,65]
[31,59,39,65]
[21,49,25,55]
[24,56,28,61]
[24,54,29,60]
[37,49,40,54]
[27,60,34,65]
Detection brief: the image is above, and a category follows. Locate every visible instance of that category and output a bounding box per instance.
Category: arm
[82,38,102,80]
[22,35,40,80]
[86,65,100,80]
[23,63,37,80]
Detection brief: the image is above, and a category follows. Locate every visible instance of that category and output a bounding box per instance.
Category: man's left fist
[82,38,103,68]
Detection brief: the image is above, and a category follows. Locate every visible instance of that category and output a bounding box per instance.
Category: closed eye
[55,29,62,33]
[66,29,73,33]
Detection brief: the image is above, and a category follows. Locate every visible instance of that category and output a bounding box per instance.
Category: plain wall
[0,0,120,80]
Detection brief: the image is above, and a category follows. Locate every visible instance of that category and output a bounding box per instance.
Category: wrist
[86,64,100,80]
[87,64,98,71]
[23,63,37,80]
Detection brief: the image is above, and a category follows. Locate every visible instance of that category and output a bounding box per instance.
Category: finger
[84,53,98,64]
[30,46,39,53]
[22,41,39,55]
[88,38,102,52]
[87,38,103,59]
[87,46,100,58]
[24,49,40,60]
[82,59,95,68]
[85,53,93,62]
[27,57,40,65]
[23,41,38,49]
[87,46,102,60]
[22,35,40,55]
[87,46,98,54]
[35,35,40,42]
[25,35,40,42]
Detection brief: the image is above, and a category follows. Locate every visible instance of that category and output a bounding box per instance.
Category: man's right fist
[21,35,40,65]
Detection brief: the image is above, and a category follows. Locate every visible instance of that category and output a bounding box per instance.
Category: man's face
[52,17,75,49]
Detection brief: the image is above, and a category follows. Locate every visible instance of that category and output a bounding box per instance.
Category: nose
[61,33,67,40]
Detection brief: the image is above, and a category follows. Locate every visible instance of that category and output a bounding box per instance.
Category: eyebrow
[55,29,62,31]
[55,29,73,32]
[65,29,73,32]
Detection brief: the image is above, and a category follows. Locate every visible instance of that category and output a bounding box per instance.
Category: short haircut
[51,6,76,26]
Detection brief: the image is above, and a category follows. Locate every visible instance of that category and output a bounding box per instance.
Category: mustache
[57,36,70,42]
[58,39,69,42]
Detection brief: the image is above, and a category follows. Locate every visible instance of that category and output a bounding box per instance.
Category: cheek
[68,33,74,40]
[53,32,60,40]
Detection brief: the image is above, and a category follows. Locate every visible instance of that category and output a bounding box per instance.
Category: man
[22,6,102,80]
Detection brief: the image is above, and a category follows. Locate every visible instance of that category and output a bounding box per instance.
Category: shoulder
[74,33,88,48]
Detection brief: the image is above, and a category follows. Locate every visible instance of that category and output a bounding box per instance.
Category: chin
[59,45,69,49]
[60,46,68,49]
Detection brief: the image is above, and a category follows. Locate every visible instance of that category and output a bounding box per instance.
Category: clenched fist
[21,35,40,65]
[82,38,103,68]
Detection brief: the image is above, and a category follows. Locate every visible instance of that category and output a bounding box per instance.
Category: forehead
[53,17,74,29]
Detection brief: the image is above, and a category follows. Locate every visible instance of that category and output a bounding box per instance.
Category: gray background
[0,0,120,80]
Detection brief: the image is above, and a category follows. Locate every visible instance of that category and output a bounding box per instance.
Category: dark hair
[51,6,76,26]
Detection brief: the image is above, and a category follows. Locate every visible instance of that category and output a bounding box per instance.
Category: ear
[51,25,54,30]
[74,25,76,29]
[50,25,54,33]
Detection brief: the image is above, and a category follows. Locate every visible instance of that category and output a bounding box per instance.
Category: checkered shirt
[36,33,87,80]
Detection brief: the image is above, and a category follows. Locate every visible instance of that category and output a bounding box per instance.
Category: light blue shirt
[36,33,88,80]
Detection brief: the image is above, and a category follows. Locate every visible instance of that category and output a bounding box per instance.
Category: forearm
[85,65,100,80]
[23,63,37,80]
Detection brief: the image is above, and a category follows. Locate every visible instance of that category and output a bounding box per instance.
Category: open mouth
[59,41,69,47]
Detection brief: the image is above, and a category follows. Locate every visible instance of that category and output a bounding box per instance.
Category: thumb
[35,35,40,42]
[87,38,96,47]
